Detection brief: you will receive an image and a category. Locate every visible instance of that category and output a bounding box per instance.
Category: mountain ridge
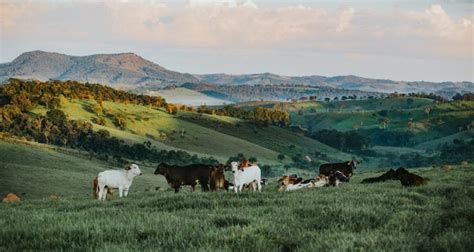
[1,51,472,97]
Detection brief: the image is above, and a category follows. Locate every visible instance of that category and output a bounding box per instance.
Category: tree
[277,154,285,161]
[92,103,103,116]
[40,93,53,108]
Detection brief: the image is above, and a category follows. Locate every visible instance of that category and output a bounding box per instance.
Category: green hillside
[0,139,168,199]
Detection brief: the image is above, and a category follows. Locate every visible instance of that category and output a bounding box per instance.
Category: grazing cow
[93,176,113,199]
[96,164,142,201]
[154,163,211,193]
[209,164,226,191]
[230,161,261,193]
[319,160,358,178]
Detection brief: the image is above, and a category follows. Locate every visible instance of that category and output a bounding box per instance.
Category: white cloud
[1,2,472,64]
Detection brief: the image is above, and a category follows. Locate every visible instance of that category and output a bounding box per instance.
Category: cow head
[125,164,142,176]
[347,160,358,169]
[230,161,239,173]
[154,163,169,175]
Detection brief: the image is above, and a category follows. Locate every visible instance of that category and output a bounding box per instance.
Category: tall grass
[1,166,473,251]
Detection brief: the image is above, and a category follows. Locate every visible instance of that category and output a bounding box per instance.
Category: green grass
[1,161,473,250]
[0,139,168,199]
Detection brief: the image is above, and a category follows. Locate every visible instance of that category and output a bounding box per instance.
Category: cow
[396,168,427,186]
[96,164,142,201]
[230,161,261,193]
[154,163,211,193]
[209,164,226,191]
[361,169,398,183]
[93,176,113,199]
[278,175,304,188]
[319,160,358,179]
[361,167,427,186]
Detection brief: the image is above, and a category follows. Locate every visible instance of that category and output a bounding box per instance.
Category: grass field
[1,162,473,251]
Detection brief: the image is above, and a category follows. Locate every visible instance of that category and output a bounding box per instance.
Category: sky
[0,0,473,82]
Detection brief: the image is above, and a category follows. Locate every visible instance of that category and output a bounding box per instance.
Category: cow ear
[125,165,131,170]
[347,161,351,165]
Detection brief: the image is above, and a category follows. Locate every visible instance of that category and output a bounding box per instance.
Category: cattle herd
[93,159,428,200]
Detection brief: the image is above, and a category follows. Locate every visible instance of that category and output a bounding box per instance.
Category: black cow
[154,163,213,193]
[319,160,358,179]
[361,167,427,187]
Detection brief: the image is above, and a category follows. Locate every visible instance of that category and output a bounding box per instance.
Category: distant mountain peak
[1,51,198,87]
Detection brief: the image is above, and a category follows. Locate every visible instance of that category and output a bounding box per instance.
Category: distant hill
[0,50,198,87]
[196,73,474,98]
[1,51,472,99]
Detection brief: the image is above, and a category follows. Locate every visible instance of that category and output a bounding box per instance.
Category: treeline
[452,93,474,101]
[0,78,167,111]
[197,105,290,126]
[399,139,474,168]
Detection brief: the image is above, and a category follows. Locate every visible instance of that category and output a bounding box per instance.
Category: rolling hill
[196,73,474,98]
[0,51,198,87]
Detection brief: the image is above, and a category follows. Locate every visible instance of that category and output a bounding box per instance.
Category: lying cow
[361,167,427,187]
[96,164,142,201]
[278,174,303,187]
[319,160,358,179]
[154,163,211,193]
[397,168,427,186]
[230,161,261,193]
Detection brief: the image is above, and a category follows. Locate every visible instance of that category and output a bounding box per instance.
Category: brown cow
[361,167,427,187]
[154,163,211,193]
[209,164,226,191]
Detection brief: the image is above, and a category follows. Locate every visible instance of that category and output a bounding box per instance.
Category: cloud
[1,2,472,60]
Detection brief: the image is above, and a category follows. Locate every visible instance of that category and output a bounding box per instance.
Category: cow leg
[118,187,124,198]
[201,181,209,192]
[174,185,180,193]
[234,184,238,193]
[238,184,244,193]
[257,180,262,192]
[100,187,108,201]
[190,183,196,192]
[123,188,129,197]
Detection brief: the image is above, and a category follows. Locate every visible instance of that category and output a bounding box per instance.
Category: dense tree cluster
[198,105,289,126]
[452,93,474,101]
[310,129,370,152]
[0,78,167,111]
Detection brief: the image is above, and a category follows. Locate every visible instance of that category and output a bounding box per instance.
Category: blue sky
[1,0,473,81]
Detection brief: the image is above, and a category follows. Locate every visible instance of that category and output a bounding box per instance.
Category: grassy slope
[0,139,168,199]
[32,100,286,164]
[288,98,474,145]
[142,88,231,106]
[179,112,353,162]
[33,99,354,165]
[1,158,473,250]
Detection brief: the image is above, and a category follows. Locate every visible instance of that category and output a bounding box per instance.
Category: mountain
[1,51,472,98]
[0,50,199,87]
[196,74,474,98]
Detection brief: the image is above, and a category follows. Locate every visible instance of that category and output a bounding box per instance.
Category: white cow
[96,164,142,201]
[230,161,261,193]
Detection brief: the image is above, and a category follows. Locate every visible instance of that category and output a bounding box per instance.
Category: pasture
[1,163,473,251]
